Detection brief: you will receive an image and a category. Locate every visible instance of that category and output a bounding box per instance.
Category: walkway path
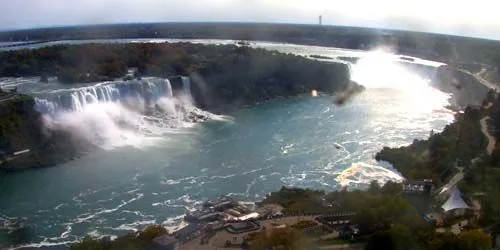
[436,115,496,194]
[437,169,464,195]
[480,116,496,155]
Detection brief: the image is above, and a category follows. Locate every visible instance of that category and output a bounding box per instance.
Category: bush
[70,225,168,250]
[291,220,317,230]
[0,43,352,112]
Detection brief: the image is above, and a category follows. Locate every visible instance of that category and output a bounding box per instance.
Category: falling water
[0,40,455,250]
[34,78,176,114]
[32,77,218,149]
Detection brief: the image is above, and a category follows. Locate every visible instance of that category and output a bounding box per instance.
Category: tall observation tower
[319,15,323,25]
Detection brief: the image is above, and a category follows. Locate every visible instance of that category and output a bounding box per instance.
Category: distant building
[185,196,252,223]
[185,207,224,223]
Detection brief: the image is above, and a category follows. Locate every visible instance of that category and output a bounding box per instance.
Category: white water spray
[36,77,217,149]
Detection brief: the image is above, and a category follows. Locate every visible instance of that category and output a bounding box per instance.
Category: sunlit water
[0,40,453,249]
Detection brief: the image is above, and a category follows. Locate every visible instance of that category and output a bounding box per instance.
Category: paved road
[438,169,464,195]
[480,116,496,155]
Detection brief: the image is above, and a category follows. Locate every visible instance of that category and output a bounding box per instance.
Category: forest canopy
[0,43,352,111]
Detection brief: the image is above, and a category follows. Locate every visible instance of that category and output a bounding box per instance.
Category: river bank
[0,40,459,249]
[0,42,355,171]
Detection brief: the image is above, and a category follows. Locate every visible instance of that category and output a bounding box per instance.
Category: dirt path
[480,116,496,155]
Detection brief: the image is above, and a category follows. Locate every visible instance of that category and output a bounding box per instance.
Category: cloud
[0,0,499,39]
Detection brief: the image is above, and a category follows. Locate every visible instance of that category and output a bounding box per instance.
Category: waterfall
[34,77,182,115]
[181,76,190,96]
[33,76,213,149]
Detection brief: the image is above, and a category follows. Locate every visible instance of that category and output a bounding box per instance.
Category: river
[0,39,453,249]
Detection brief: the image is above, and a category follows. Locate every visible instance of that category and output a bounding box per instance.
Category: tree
[71,236,105,250]
[365,225,417,250]
[251,228,315,250]
[70,225,166,250]
[427,232,458,250]
[456,231,492,250]
[365,231,394,250]
[485,89,496,104]
[137,225,167,242]
[353,208,378,233]
[57,68,80,84]
[381,181,403,195]
[368,180,381,194]
[388,224,418,250]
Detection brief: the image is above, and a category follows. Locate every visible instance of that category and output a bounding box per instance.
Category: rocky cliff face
[0,93,92,171]
[434,65,490,107]
[188,62,352,112]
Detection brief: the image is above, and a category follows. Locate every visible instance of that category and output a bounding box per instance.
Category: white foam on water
[245,178,257,196]
[159,176,202,186]
[161,214,187,233]
[112,219,157,232]
[53,203,65,210]
[0,45,456,249]
[351,49,452,117]
[59,224,72,239]
[9,240,80,250]
[32,77,224,151]
[73,193,143,224]
[335,161,404,187]
[121,210,149,218]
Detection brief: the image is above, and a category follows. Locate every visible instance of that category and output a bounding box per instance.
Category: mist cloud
[0,0,499,40]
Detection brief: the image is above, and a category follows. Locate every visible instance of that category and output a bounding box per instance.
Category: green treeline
[70,225,167,250]
[257,184,491,250]
[259,183,424,234]
[0,43,352,111]
[73,183,484,250]
[376,107,487,186]
[377,89,500,228]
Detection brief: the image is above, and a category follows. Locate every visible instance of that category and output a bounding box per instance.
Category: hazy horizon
[1,0,499,40]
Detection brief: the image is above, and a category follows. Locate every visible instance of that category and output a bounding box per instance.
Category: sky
[1,0,499,40]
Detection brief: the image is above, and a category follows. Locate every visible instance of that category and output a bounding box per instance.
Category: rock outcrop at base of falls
[0,83,213,171]
[0,92,95,171]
